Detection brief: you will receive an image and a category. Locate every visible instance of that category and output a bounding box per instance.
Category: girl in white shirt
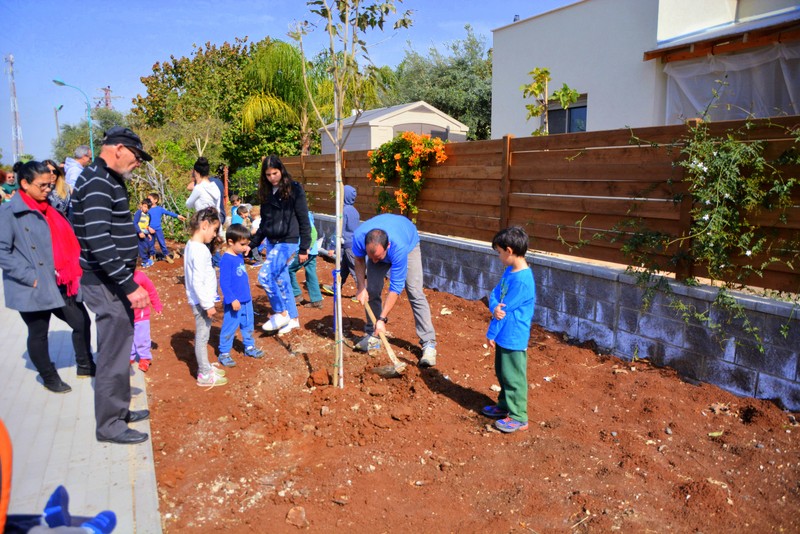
[184,207,227,387]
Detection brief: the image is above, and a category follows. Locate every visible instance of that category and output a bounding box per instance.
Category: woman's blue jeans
[257,241,299,319]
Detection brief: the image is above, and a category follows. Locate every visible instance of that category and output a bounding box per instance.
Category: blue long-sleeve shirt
[148,205,181,230]
[486,266,536,351]
[219,252,252,305]
[352,214,419,295]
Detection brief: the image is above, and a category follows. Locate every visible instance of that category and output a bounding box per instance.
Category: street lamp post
[52,78,94,158]
[54,104,63,141]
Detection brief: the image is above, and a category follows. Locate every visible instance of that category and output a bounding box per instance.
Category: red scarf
[20,190,83,297]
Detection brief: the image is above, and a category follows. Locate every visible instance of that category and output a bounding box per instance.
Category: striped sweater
[70,157,139,295]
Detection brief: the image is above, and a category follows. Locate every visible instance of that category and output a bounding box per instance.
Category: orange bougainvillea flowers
[366,131,448,219]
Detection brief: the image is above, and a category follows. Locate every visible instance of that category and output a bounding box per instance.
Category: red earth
[141,246,799,533]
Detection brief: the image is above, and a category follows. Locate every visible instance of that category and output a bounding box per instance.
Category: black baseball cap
[102,126,152,161]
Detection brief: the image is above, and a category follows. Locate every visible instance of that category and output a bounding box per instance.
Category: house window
[547,98,587,134]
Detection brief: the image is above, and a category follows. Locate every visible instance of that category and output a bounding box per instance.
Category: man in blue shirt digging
[353,214,437,367]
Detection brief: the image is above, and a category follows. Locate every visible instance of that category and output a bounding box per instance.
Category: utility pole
[96,85,121,110]
[5,54,24,162]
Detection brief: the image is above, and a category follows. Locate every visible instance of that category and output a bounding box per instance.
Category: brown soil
[143,249,799,533]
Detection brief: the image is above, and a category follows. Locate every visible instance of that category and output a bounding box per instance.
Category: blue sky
[1,0,577,162]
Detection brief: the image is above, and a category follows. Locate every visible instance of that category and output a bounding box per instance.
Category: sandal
[481,405,509,418]
[495,417,529,433]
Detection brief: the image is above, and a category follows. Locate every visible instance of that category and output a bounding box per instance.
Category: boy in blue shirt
[483,226,536,433]
[147,192,186,263]
[218,224,264,366]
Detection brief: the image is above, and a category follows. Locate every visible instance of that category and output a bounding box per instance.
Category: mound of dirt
[142,251,799,532]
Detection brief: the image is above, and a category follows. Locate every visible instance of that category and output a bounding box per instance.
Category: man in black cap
[71,126,154,445]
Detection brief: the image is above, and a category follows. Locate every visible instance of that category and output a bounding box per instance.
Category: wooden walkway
[0,283,162,532]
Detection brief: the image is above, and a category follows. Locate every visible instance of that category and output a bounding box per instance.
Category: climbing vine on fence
[367,131,447,219]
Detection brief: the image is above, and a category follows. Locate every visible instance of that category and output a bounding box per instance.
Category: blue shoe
[217,353,236,367]
[44,485,70,527]
[495,417,529,433]
[81,510,117,533]
[244,346,264,359]
[481,405,509,419]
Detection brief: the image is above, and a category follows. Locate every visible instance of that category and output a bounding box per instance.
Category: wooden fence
[283,116,800,293]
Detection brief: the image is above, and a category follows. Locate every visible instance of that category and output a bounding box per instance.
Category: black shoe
[125,410,150,423]
[43,378,72,394]
[77,363,96,378]
[98,428,148,445]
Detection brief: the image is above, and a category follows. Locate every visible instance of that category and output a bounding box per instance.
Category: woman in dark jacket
[0,161,95,393]
[249,155,311,335]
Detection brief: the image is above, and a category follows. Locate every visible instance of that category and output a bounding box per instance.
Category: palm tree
[242,40,329,155]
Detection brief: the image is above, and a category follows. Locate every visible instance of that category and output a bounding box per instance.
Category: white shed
[320,101,469,155]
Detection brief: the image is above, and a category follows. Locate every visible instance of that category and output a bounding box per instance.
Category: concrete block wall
[316,215,800,411]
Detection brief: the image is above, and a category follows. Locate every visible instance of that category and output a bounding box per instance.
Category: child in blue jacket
[483,226,536,433]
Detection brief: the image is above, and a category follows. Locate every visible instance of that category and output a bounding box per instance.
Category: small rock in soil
[391,406,414,421]
[307,369,331,387]
[286,506,309,528]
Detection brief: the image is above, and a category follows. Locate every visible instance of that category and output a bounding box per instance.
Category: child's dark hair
[148,192,160,203]
[225,223,250,244]
[230,193,240,204]
[189,207,221,252]
[140,198,152,208]
[492,226,529,257]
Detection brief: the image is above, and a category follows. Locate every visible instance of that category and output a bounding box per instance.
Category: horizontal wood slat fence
[283,116,800,293]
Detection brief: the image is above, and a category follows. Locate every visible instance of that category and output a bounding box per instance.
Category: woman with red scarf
[0,161,95,393]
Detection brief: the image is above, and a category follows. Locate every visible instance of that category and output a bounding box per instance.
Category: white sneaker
[262,313,290,332]
[419,345,437,367]
[354,335,381,352]
[197,370,228,387]
[277,318,300,335]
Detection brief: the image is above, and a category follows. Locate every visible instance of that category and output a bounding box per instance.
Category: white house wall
[491,0,666,138]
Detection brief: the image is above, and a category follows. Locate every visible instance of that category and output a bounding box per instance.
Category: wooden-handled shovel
[362,301,407,376]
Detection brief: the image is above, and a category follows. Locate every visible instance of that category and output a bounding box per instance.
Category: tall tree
[392,25,492,140]
[52,108,127,162]
[291,0,412,387]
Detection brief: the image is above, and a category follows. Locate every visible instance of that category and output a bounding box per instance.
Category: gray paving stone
[0,283,161,532]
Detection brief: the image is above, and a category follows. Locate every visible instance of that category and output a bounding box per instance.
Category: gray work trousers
[81,283,135,441]
[365,244,436,347]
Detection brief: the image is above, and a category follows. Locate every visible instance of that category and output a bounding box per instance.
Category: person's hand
[138,232,145,239]
[232,299,241,311]
[356,288,369,307]
[206,306,217,318]
[33,279,38,288]
[187,180,195,191]
[493,303,506,320]
[297,252,308,264]
[374,319,387,336]
[148,228,155,234]
[487,338,496,348]
[127,286,151,309]
[179,215,186,222]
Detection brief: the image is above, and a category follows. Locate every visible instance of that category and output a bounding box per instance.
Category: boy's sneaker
[481,405,509,418]
[141,259,153,269]
[354,335,381,352]
[262,313,290,332]
[320,284,335,296]
[43,485,70,527]
[81,510,117,534]
[197,370,228,387]
[244,346,264,358]
[278,318,300,335]
[165,255,175,264]
[419,344,437,367]
[495,417,529,433]
[138,359,151,372]
[217,353,236,367]
[304,300,323,309]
